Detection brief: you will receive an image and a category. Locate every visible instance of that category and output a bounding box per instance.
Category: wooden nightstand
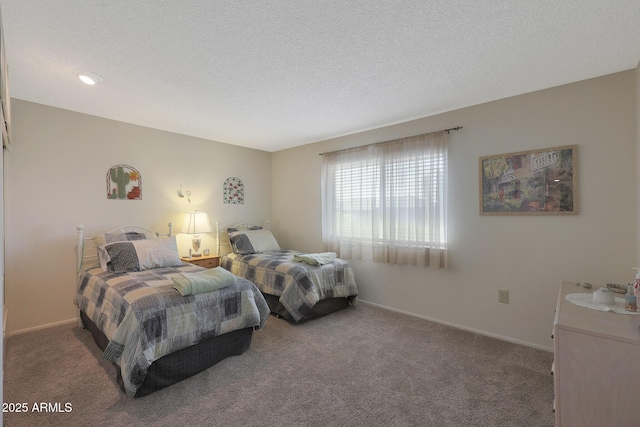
[181,254,220,269]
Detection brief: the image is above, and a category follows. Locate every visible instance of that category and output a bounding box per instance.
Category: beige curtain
[321,131,448,268]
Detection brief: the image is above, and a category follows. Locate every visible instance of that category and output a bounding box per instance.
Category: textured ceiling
[2,1,640,152]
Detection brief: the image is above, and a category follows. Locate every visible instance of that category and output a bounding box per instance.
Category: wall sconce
[177,185,191,203]
[181,211,213,257]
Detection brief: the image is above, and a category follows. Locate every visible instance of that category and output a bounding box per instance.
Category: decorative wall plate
[223,177,244,204]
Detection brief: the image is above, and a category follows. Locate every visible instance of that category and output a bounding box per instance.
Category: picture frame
[107,164,142,200]
[479,145,578,215]
[223,177,244,204]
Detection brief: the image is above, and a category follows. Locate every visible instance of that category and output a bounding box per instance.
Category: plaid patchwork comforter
[75,263,269,397]
[220,250,358,321]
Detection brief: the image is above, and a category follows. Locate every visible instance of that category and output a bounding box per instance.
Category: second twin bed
[219,224,359,322]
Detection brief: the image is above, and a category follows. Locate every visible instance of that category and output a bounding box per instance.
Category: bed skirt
[262,294,356,321]
[80,311,254,397]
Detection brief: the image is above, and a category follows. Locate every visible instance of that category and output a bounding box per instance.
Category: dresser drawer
[181,255,220,269]
[204,257,219,268]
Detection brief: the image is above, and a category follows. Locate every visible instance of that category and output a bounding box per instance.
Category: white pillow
[133,238,181,270]
[97,237,182,272]
[229,230,280,254]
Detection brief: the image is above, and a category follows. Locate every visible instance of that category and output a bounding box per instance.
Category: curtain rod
[319,126,462,156]
[444,126,463,134]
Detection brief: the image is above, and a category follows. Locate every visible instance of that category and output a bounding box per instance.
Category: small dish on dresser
[593,287,615,305]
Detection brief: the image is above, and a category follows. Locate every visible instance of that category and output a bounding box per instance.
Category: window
[321,131,448,267]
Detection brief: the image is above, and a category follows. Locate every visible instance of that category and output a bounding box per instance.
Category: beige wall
[5,69,637,349]
[272,71,637,350]
[4,100,272,334]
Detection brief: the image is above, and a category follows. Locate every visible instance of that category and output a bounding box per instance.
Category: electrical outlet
[498,290,509,304]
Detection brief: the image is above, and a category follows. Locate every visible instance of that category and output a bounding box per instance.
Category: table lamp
[181,211,213,257]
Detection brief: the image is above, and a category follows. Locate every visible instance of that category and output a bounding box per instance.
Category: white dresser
[553,281,640,427]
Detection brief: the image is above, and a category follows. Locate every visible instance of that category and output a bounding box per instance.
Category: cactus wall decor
[107,164,142,200]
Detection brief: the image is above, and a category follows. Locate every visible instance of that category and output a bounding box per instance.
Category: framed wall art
[479,145,577,215]
[223,177,244,204]
[107,164,142,200]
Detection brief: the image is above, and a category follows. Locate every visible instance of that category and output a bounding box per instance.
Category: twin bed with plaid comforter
[220,250,358,321]
[76,263,269,397]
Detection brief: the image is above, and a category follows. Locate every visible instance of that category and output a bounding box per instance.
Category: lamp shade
[181,211,213,234]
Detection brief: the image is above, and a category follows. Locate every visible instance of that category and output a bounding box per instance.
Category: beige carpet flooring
[4,302,554,427]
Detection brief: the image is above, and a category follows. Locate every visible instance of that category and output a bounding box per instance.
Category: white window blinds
[321,131,448,267]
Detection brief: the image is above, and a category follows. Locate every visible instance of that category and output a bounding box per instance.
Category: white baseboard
[7,318,77,338]
[358,299,553,353]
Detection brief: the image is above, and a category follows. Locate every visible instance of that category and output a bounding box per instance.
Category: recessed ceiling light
[78,72,103,85]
